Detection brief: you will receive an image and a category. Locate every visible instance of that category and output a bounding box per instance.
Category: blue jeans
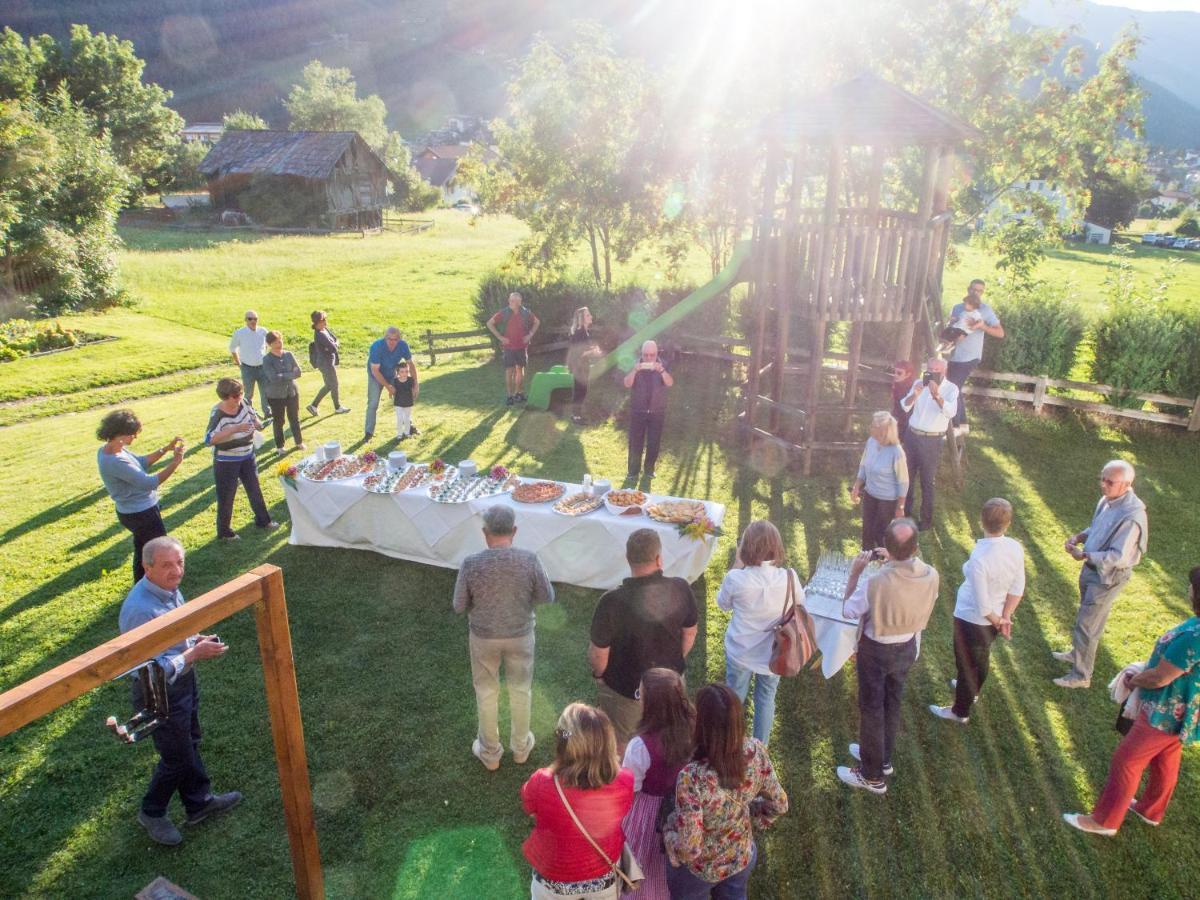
[666,842,756,900]
[238,363,268,411]
[364,376,383,436]
[725,657,780,746]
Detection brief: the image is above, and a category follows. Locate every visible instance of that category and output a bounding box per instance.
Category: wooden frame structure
[741,74,979,473]
[0,565,324,900]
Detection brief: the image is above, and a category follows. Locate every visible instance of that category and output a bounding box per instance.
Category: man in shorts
[487,292,540,406]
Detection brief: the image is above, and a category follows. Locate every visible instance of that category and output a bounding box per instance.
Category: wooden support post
[945,418,964,488]
[844,322,864,433]
[1189,394,1200,432]
[1033,375,1048,413]
[803,319,826,476]
[746,142,783,435]
[425,329,436,366]
[253,566,324,900]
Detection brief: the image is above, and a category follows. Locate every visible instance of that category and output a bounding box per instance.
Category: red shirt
[491,308,532,349]
[521,767,634,882]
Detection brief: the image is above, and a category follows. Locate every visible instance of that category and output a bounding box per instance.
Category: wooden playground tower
[742,74,979,474]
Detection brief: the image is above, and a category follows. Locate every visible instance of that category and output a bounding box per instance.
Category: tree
[379,132,439,212]
[3,25,183,199]
[1085,164,1148,230]
[465,24,670,286]
[223,109,268,130]
[284,61,387,147]
[162,139,210,193]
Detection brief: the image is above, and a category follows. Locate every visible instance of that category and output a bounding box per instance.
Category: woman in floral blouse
[663,683,788,898]
[1064,565,1200,835]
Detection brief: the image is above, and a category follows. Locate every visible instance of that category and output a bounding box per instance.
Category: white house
[180,122,224,145]
[1149,189,1198,212]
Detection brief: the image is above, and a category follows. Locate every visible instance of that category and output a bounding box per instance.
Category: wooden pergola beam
[0,565,324,900]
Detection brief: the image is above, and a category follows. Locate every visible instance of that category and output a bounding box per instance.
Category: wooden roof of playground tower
[769,73,981,146]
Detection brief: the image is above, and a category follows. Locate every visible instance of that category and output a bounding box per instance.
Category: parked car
[1186,239,1200,250]
[1141,233,1159,244]
[1156,235,1177,247]
[1172,237,1190,249]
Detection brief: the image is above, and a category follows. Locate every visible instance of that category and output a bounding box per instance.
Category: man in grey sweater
[453,505,555,770]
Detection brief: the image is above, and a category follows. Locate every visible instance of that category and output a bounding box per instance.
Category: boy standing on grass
[393,365,418,440]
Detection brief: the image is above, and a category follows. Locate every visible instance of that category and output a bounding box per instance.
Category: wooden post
[253,566,324,900]
[746,142,782,435]
[1189,394,1200,432]
[425,328,436,367]
[843,322,864,433]
[1033,375,1048,413]
[803,319,826,476]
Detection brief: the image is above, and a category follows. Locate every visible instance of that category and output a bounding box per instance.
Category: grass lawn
[1,222,1199,898]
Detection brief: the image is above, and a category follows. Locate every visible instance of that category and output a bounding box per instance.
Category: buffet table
[281,463,725,590]
[803,554,868,679]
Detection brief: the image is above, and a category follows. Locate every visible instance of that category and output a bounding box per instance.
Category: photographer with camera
[898,357,959,531]
[623,340,674,481]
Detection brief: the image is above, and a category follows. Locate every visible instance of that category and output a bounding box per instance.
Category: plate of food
[511,480,565,504]
[604,489,647,516]
[300,454,378,482]
[363,465,411,494]
[429,471,513,503]
[553,492,604,516]
[645,499,707,524]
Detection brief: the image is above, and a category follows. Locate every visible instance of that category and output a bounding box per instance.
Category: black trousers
[953,616,998,717]
[214,456,271,537]
[627,409,665,476]
[310,363,340,410]
[856,635,918,781]
[903,431,943,528]
[860,492,898,551]
[134,669,212,817]
[267,393,302,449]
[572,377,588,415]
[945,359,978,427]
[116,505,167,583]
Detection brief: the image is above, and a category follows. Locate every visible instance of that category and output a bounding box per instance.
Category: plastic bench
[526,365,575,410]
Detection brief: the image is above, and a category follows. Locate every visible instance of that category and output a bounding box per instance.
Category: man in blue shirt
[364,325,419,441]
[944,279,1003,434]
[119,536,241,845]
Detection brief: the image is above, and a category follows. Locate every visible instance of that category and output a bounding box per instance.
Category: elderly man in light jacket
[1055,459,1149,689]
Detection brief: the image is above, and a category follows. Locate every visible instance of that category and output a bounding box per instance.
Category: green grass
[1,223,1199,898]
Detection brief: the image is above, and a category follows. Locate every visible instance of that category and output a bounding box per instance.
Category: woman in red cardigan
[521,703,634,899]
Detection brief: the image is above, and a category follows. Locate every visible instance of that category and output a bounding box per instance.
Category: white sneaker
[471,739,499,771]
[305,404,318,416]
[1053,675,1091,689]
[335,406,351,414]
[929,704,969,724]
[949,679,979,702]
[1051,650,1073,663]
[1128,799,1159,826]
[848,742,893,776]
[1062,813,1115,836]
[837,766,887,794]
[512,733,535,765]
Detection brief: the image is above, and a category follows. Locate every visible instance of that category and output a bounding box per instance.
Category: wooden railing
[419,327,568,365]
[0,565,324,900]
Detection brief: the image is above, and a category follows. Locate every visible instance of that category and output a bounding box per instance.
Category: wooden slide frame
[0,564,323,900]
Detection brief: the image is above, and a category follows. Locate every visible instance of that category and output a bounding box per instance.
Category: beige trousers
[469,631,535,765]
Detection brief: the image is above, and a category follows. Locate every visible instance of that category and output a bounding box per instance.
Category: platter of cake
[511,480,566,504]
[553,492,604,516]
[604,489,647,517]
[301,454,378,482]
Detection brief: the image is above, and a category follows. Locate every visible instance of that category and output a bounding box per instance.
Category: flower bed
[0,320,111,362]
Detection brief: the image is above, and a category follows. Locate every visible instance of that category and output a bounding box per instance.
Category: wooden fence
[419,327,568,365]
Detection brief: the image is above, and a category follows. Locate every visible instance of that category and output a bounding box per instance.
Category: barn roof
[769,73,981,146]
[413,156,459,188]
[199,130,382,180]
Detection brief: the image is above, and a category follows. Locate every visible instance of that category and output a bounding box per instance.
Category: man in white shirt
[899,357,959,531]
[944,279,1003,435]
[929,498,1025,723]
[229,310,269,413]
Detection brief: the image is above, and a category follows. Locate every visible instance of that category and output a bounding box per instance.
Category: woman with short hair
[96,408,184,583]
[620,668,694,900]
[305,310,349,416]
[205,377,278,541]
[262,330,304,452]
[664,684,788,899]
[850,411,909,550]
[1064,567,1200,836]
[521,703,634,900]
[717,520,797,746]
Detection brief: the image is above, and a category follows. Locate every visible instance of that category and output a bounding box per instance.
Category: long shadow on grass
[0,486,110,544]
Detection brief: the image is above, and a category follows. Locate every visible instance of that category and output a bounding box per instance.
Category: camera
[870,548,887,561]
[922,370,942,385]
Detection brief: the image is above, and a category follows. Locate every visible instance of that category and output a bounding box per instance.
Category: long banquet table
[281,467,725,590]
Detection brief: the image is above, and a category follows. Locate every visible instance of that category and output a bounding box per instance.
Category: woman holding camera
[521,703,634,899]
[205,377,278,540]
[850,412,909,551]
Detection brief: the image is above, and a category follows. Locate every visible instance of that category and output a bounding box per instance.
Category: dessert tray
[645,500,707,524]
[429,470,518,503]
[512,480,566,504]
[553,493,605,516]
[301,455,377,482]
[604,489,647,516]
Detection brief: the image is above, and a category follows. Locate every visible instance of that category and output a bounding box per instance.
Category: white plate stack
[458,460,478,478]
[323,441,342,461]
[388,451,407,472]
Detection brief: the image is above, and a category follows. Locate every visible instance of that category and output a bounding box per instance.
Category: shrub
[0,320,102,361]
[472,272,615,343]
[1176,213,1200,237]
[1165,309,1200,399]
[980,283,1085,379]
[1089,246,1186,406]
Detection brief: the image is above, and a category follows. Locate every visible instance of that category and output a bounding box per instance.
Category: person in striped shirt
[204,378,278,540]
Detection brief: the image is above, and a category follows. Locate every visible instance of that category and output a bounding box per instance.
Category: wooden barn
[199,130,391,230]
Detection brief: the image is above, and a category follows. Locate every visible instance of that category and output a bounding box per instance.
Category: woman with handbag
[663,684,788,899]
[521,703,637,899]
[1063,566,1200,836]
[717,521,802,745]
[620,668,694,900]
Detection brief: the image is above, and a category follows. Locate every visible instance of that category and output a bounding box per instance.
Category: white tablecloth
[281,469,725,590]
[803,590,861,679]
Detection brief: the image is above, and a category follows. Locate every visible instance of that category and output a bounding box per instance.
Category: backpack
[497,305,533,335]
[308,339,320,369]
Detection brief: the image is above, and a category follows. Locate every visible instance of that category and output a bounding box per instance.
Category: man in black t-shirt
[589,528,698,750]
[623,340,674,481]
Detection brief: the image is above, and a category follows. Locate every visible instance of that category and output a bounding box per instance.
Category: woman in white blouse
[717,520,801,746]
